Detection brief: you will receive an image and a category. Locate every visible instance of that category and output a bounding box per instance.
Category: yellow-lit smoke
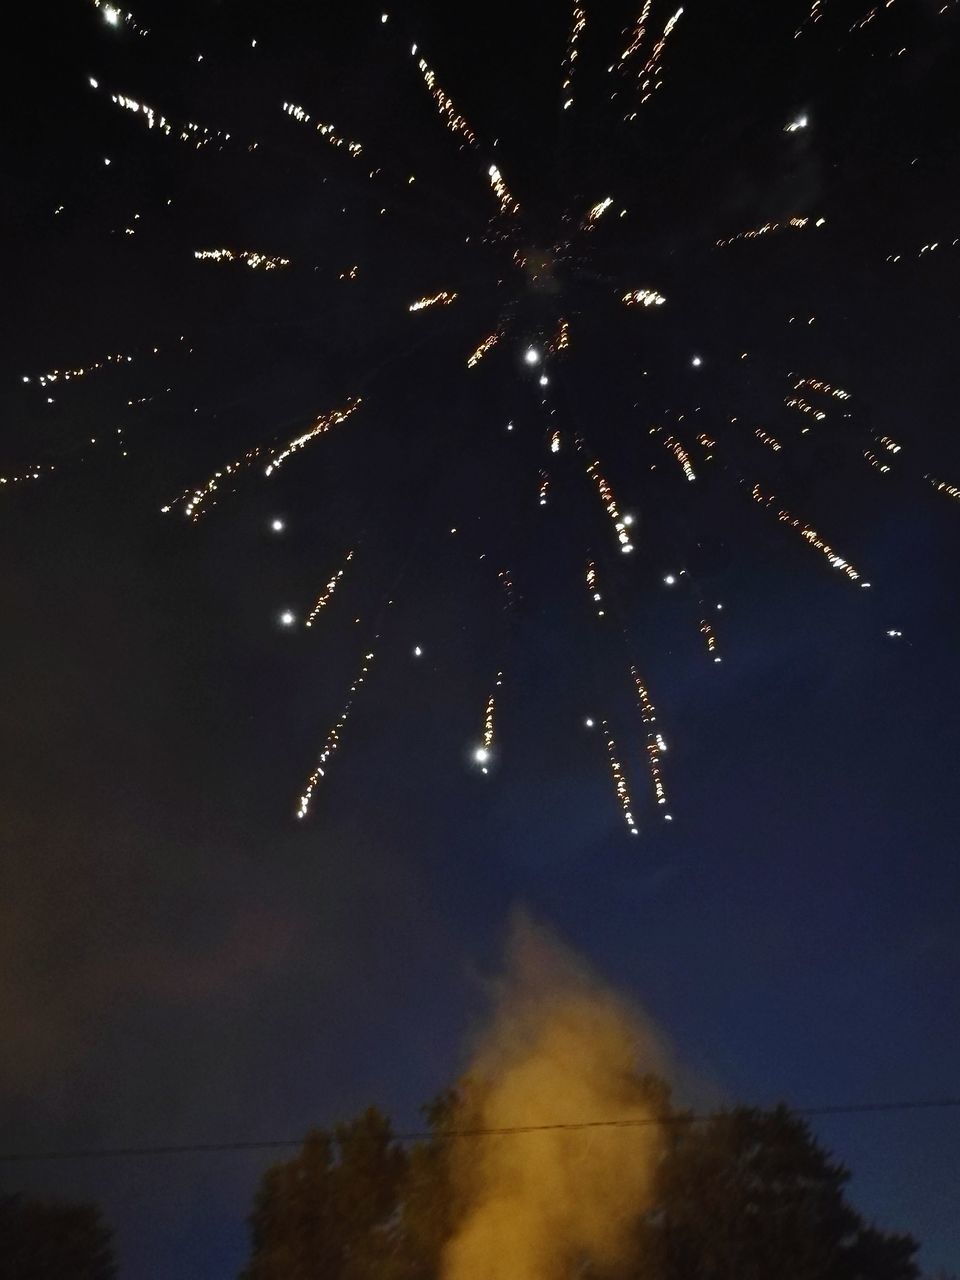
[441,919,666,1280]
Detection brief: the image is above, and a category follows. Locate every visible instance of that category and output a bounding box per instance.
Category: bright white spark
[487,164,520,215]
[91,1,148,36]
[584,196,614,227]
[409,290,458,312]
[622,289,666,307]
[195,247,290,270]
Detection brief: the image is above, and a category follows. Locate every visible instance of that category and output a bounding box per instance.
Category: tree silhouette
[0,1194,116,1280]
[239,1091,920,1280]
[630,1104,919,1280]
[241,1107,407,1280]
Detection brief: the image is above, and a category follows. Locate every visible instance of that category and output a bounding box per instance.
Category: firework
[162,444,264,521]
[631,666,670,814]
[561,3,587,109]
[785,395,826,425]
[498,569,517,611]
[699,618,721,662]
[863,450,891,474]
[585,561,605,617]
[584,196,614,228]
[716,216,825,247]
[619,5,684,114]
[92,0,148,37]
[409,290,458,312]
[795,0,825,36]
[474,672,503,773]
[886,237,958,263]
[23,339,184,390]
[281,102,363,155]
[31,353,129,386]
[640,8,683,80]
[305,551,355,626]
[161,399,361,518]
[850,2,897,33]
[548,318,571,353]
[755,428,783,452]
[15,0,950,838]
[601,721,639,835]
[416,55,478,147]
[105,90,233,148]
[926,475,960,502]
[0,461,57,487]
[662,434,696,482]
[296,645,377,819]
[467,331,501,368]
[584,453,634,553]
[622,289,666,307]
[195,248,290,270]
[750,483,864,583]
[488,165,521,216]
[793,376,851,401]
[618,0,654,69]
[264,399,362,477]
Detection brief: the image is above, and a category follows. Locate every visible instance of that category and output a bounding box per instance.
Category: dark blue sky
[1,1,959,1276]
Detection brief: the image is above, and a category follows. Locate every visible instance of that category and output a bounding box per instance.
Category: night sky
[2,1,959,1276]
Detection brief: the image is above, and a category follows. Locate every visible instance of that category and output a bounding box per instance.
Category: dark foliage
[630,1104,919,1280]
[239,1087,919,1280]
[0,1194,116,1280]
[241,1107,408,1280]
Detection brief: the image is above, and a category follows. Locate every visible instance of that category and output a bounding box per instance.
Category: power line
[2,1097,959,1164]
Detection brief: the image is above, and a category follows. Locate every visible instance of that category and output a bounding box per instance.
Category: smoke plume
[441,916,669,1280]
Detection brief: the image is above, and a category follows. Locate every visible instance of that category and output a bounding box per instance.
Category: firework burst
[7,0,958,838]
